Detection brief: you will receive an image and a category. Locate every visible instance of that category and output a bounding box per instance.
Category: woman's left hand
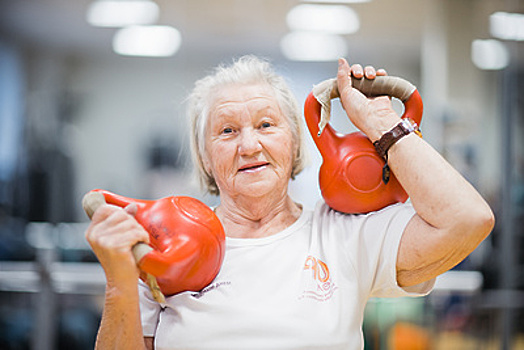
[336,58,400,143]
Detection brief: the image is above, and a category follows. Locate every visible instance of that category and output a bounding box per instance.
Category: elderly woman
[86,56,494,350]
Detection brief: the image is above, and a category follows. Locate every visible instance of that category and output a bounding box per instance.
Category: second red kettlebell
[83,189,225,299]
[304,76,423,214]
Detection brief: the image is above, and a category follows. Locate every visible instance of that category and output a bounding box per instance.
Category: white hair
[187,55,307,195]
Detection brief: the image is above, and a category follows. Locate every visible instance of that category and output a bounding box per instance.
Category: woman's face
[204,83,295,199]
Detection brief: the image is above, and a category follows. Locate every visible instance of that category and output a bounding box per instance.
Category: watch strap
[373,119,418,158]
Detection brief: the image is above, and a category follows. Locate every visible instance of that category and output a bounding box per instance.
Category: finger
[98,226,148,252]
[119,221,149,246]
[114,219,149,243]
[337,58,352,90]
[125,203,138,216]
[103,207,137,227]
[109,210,150,245]
[91,204,121,224]
[88,218,149,253]
[364,66,377,79]
[350,64,364,78]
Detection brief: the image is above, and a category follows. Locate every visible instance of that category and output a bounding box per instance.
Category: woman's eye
[260,122,272,129]
[221,127,233,135]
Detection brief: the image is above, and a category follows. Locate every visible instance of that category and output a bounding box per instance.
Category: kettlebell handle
[352,75,416,101]
[311,76,423,136]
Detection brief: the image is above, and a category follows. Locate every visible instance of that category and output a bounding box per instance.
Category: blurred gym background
[0,0,522,349]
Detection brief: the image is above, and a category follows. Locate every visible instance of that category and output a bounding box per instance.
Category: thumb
[337,58,367,114]
[124,203,138,216]
[337,58,351,92]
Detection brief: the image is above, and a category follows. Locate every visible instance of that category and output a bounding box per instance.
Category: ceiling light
[113,25,181,57]
[87,0,159,27]
[471,39,509,70]
[490,11,524,41]
[287,4,360,34]
[280,31,348,61]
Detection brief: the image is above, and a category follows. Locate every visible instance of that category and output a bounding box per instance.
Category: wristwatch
[373,118,420,159]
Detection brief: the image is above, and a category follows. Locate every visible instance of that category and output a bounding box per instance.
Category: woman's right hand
[85,203,150,289]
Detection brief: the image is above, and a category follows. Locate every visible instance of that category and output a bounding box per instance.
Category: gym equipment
[304,76,423,214]
[82,190,225,302]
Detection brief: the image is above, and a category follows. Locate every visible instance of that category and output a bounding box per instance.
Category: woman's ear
[290,140,299,179]
[202,153,212,176]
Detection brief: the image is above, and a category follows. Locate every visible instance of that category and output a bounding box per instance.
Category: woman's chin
[234,178,283,199]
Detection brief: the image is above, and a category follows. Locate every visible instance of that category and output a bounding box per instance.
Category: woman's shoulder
[312,199,414,218]
[310,200,415,233]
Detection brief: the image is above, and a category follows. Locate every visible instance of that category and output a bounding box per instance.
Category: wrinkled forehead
[208,83,282,118]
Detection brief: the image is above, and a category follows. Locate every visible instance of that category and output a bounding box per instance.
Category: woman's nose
[238,128,262,156]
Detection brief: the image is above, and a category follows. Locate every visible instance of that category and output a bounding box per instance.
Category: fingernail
[338,58,344,67]
[125,203,138,215]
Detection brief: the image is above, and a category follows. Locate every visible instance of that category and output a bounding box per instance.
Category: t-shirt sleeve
[356,203,435,298]
[366,203,435,298]
[138,279,162,337]
[323,202,435,298]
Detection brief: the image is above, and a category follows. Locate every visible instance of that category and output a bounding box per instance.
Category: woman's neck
[215,191,302,239]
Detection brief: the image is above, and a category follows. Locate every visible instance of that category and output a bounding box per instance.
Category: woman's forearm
[388,132,493,234]
[84,203,152,349]
[95,284,146,350]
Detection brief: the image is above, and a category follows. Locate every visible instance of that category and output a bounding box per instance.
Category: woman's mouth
[238,162,269,173]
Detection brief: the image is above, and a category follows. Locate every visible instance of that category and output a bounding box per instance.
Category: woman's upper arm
[144,337,154,350]
[396,213,473,288]
[396,202,493,287]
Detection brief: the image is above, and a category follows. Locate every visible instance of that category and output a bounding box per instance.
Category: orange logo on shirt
[303,255,330,282]
[300,255,337,302]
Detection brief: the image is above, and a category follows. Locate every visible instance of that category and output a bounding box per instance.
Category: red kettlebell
[82,190,225,300]
[304,76,423,214]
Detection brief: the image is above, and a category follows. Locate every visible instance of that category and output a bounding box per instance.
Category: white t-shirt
[139,201,434,350]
